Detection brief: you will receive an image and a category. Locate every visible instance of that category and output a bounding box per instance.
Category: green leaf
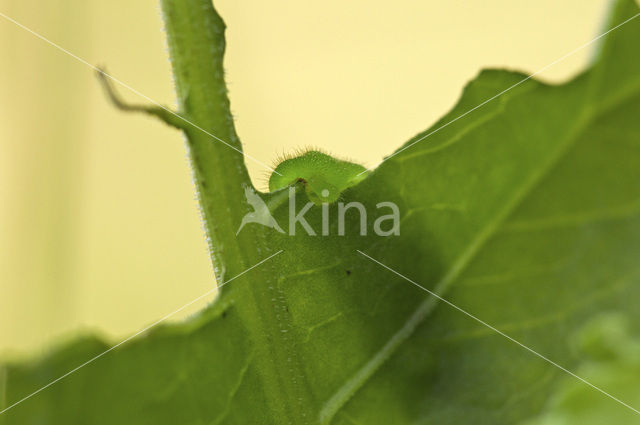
[2,0,640,424]
[521,314,640,425]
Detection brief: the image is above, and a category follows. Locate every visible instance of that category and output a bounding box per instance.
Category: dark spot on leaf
[346,270,351,276]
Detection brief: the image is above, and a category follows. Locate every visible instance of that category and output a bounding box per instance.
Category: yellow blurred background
[0,0,613,355]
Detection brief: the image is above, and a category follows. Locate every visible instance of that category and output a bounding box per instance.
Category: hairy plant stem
[160,1,313,422]
[160,0,251,280]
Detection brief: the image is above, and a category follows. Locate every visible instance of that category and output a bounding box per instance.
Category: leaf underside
[2,1,640,424]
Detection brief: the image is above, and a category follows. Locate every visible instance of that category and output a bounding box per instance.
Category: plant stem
[160,1,314,422]
[160,0,252,282]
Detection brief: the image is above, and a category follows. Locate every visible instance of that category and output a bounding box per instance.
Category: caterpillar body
[268,150,368,204]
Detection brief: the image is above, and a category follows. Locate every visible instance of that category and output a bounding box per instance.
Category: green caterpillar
[268,150,368,204]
